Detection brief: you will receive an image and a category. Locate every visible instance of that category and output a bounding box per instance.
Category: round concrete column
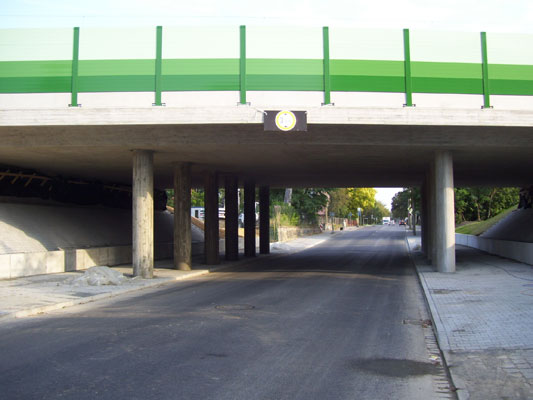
[259,186,270,254]
[434,151,456,273]
[174,162,192,270]
[224,176,239,261]
[132,150,154,279]
[204,171,220,265]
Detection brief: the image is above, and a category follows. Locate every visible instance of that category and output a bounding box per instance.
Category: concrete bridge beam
[204,171,220,265]
[225,176,239,261]
[259,186,270,255]
[244,180,256,257]
[173,162,192,270]
[434,151,456,273]
[132,150,154,278]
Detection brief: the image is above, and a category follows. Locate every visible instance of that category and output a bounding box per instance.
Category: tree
[347,188,376,215]
[290,188,329,223]
[328,188,351,218]
[363,200,390,223]
[391,188,420,220]
[454,187,519,223]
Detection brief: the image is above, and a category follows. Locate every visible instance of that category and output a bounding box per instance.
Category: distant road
[0,226,450,400]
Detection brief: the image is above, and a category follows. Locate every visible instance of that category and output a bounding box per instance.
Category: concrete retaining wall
[0,243,174,280]
[456,233,533,266]
[276,226,322,242]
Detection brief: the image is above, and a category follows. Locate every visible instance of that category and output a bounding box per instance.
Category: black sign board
[264,110,307,132]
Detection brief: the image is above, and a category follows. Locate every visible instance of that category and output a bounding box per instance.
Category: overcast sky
[3,0,530,210]
[2,0,533,33]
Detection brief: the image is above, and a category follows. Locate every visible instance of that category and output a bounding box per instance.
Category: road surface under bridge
[0,226,455,400]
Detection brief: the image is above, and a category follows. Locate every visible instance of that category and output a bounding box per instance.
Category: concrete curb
[405,235,466,400]
[1,230,342,321]
[2,269,211,320]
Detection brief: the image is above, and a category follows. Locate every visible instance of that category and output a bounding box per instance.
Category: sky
[2,0,530,209]
[2,0,533,33]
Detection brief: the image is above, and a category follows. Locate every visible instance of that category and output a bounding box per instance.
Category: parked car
[238,212,259,227]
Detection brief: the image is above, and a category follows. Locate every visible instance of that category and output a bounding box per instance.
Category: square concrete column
[225,176,239,261]
[434,151,456,273]
[132,150,154,279]
[259,186,270,254]
[420,180,429,256]
[204,171,220,265]
[427,165,436,264]
[244,180,256,257]
[173,162,192,270]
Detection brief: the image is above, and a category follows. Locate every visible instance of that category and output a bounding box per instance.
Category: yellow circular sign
[275,111,297,131]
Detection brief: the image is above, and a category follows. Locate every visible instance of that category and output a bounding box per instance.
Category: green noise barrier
[0,26,532,108]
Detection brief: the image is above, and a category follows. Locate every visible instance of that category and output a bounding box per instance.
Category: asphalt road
[0,226,451,400]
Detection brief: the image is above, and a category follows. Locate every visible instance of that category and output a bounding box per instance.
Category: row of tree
[391,187,520,224]
[167,187,391,225]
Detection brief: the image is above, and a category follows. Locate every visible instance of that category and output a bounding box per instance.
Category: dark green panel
[247,75,323,91]
[331,75,405,92]
[412,77,483,94]
[0,77,71,93]
[0,60,72,77]
[162,75,239,91]
[490,80,533,95]
[78,76,155,92]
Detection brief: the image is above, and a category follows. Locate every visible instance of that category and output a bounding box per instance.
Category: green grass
[455,206,516,236]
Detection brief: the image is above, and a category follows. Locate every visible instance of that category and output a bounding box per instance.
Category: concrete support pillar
[173,162,192,270]
[204,171,220,265]
[132,150,154,279]
[244,180,256,257]
[225,176,239,261]
[427,165,436,264]
[434,151,456,273]
[259,186,270,254]
[421,180,428,256]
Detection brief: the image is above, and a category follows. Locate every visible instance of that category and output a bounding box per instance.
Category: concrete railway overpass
[1,26,533,277]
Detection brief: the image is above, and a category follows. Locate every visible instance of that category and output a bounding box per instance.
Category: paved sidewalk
[407,233,533,400]
[0,230,340,320]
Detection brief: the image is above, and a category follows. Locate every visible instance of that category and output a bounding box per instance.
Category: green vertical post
[480,32,491,109]
[322,26,331,105]
[403,28,413,107]
[239,25,247,105]
[154,26,163,106]
[70,27,80,107]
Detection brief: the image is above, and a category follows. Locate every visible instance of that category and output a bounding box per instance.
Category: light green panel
[163,59,238,75]
[163,26,239,59]
[79,27,156,60]
[410,30,481,63]
[411,62,481,78]
[489,64,533,80]
[247,59,322,75]
[329,28,404,61]
[247,26,323,59]
[331,60,404,76]
[78,60,155,76]
[0,28,72,61]
[487,33,533,65]
[0,60,72,77]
